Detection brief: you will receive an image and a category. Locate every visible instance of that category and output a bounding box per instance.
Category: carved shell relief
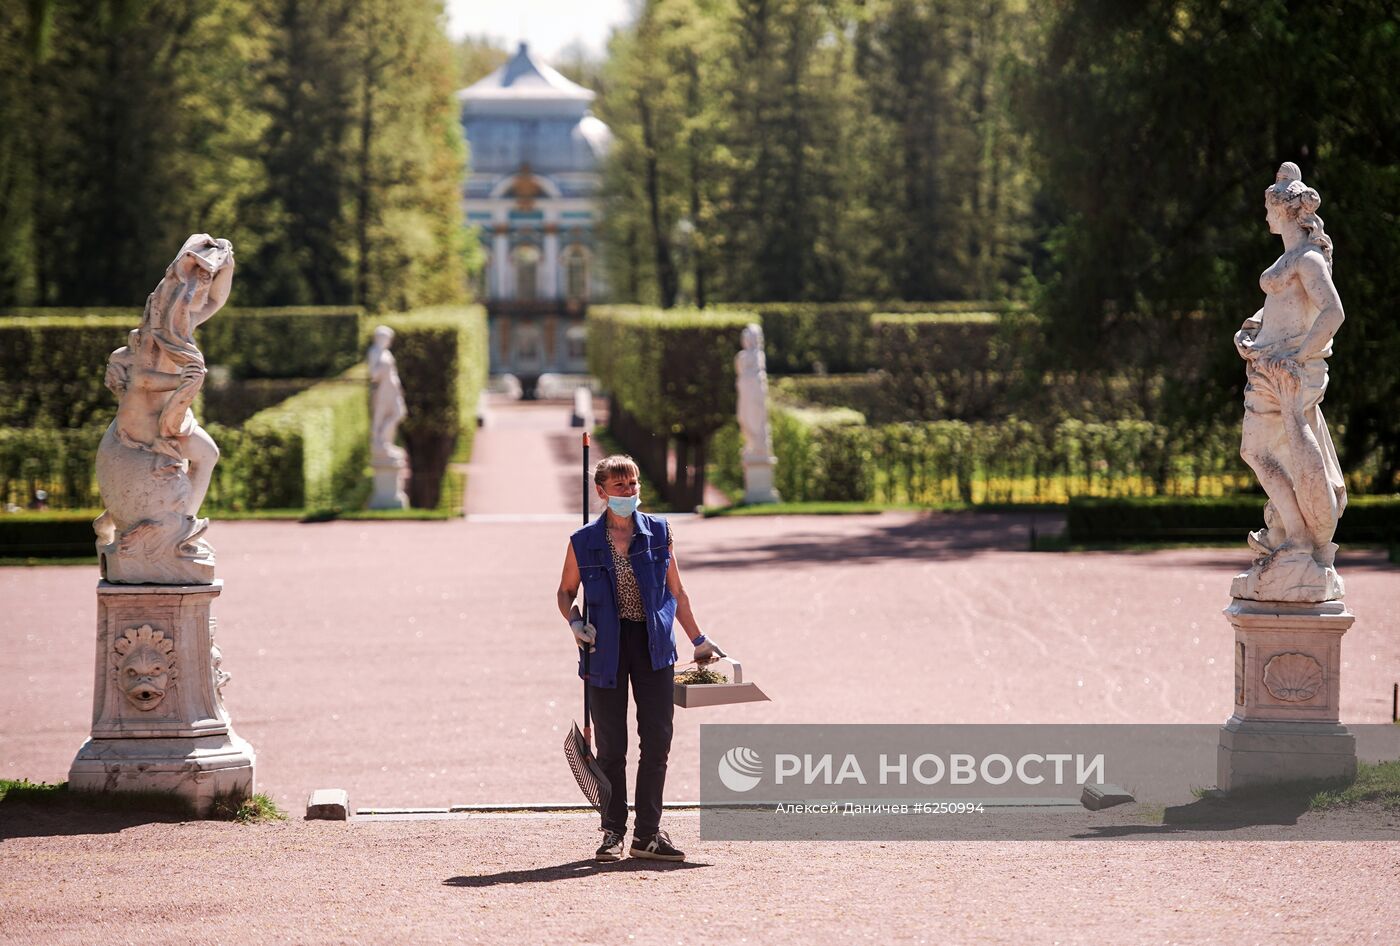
[1262,652,1323,703]
[113,624,177,711]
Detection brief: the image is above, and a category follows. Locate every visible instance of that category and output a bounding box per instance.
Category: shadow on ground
[0,801,189,840]
[444,858,708,887]
[683,512,1055,569]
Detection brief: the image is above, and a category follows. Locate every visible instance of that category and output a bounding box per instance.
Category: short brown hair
[593,454,640,488]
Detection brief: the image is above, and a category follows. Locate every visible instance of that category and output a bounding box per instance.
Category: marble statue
[367,325,409,509]
[735,322,779,504]
[94,234,234,584]
[1231,162,1347,602]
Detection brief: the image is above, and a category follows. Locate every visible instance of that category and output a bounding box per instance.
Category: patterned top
[610,520,673,621]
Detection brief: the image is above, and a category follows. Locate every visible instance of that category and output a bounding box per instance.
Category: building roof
[458,43,595,117]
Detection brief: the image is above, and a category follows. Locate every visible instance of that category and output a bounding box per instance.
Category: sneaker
[595,829,625,862]
[630,828,685,862]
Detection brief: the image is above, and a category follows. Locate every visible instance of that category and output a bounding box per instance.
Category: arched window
[565,324,587,364]
[562,245,590,302]
[512,245,541,301]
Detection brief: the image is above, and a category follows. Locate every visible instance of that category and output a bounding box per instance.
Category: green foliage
[871,312,1040,420]
[771,374,886,417]
[211,792,288,823]
[588,305,752,438]
[196,307,363,379]
[0,315,129,427]
[0,0,467,312]
[598,0,1038,305]
[1023,0,1400,490]
[0,308,362,428]
[379,306,488,507]
[1067,495,1400,545]
[0,508,100,557]
[208,365,370,512]
[712,403,1243,505]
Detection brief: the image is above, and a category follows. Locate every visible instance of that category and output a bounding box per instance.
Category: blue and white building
[458,43,612,382]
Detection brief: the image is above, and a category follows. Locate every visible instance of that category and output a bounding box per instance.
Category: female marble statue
[1232,163,1347,601]
[95,234,234,583]
[367,325,407,462]
[735,322,773,461]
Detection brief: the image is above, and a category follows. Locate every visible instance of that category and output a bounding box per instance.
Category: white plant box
[673,656,770,708]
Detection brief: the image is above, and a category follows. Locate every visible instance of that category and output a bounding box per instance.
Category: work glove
[693,637,725,664]
[570,619,597,653]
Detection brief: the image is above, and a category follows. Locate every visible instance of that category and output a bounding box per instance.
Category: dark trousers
[589,618,674,838]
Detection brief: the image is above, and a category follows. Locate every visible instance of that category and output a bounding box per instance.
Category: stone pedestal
[742,455,780,505]
[1217,597,1355,792]
[69,580,256,815]
[369,455,409,510]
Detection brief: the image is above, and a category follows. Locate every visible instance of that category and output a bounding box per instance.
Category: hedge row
[1067,495,1400,544]
[588,306,752,439]
[731,301,1024,374]
[711,406,1245,504]
[379,305,489,508]
[207,364,370,511]
[0,367,369,513]
[0,307,364,427]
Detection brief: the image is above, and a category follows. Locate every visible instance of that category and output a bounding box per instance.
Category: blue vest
[570,510,677,688]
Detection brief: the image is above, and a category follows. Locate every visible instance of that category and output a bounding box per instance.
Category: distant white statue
[94,234,234,584]
[367,325,409,509]
[1231,162,1347,602]
[735,322,779,504]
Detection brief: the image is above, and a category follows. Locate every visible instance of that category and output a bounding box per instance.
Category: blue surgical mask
[607,493,640,517]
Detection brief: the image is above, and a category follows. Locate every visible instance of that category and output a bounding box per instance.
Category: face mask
[607,493,640,517]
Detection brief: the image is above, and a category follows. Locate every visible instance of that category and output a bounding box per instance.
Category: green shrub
[1067,495,1400,544]
[871,312,1042,420]
[0,510,100,557]
[0,316,131,427]
[197,307,363,379]
[379,305,488,508]
[208,364,370,511]
[0,427,105,508]
[771,374,886,416]
[0,308,363,428]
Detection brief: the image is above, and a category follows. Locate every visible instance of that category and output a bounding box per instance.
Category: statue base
[1230,546,1344,602]
[1216,597,1355,792]
[742,456,780,505]
[369,456,409,510]
[68,580,256,816]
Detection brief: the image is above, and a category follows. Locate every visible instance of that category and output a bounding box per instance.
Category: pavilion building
[458,43,612,387]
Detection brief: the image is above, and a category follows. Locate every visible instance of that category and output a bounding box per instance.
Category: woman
[556,454,722,862]
[1232,162,1347,599]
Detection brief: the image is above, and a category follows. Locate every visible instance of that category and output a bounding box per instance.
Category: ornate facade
[458,43,611,385]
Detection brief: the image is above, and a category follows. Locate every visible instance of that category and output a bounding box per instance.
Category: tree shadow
[444,857,709,887]
[681,511,1058,569]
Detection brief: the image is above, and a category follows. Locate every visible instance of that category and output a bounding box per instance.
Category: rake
[563,430,611,814]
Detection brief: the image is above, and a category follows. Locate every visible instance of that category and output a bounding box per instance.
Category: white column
[543,227,560,301]
[493,224,510,299]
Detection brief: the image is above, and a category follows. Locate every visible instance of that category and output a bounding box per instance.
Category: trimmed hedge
[0,426,104,509]
[207,364,370,511]
[1067,495,1400,544]
[711,404,1244,505]
[0,307,364,427]
[730,301,1024,375]
[589,305,755,507]
[589,306,753,439]
[379,305,488,508]
[871,312,1042,421]
[0,510,101,558]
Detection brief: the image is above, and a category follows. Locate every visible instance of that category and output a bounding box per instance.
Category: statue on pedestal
[367,325,409,509]
[1231,162,1347,603]
[735,322,779,504]
[94,234,233,584]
